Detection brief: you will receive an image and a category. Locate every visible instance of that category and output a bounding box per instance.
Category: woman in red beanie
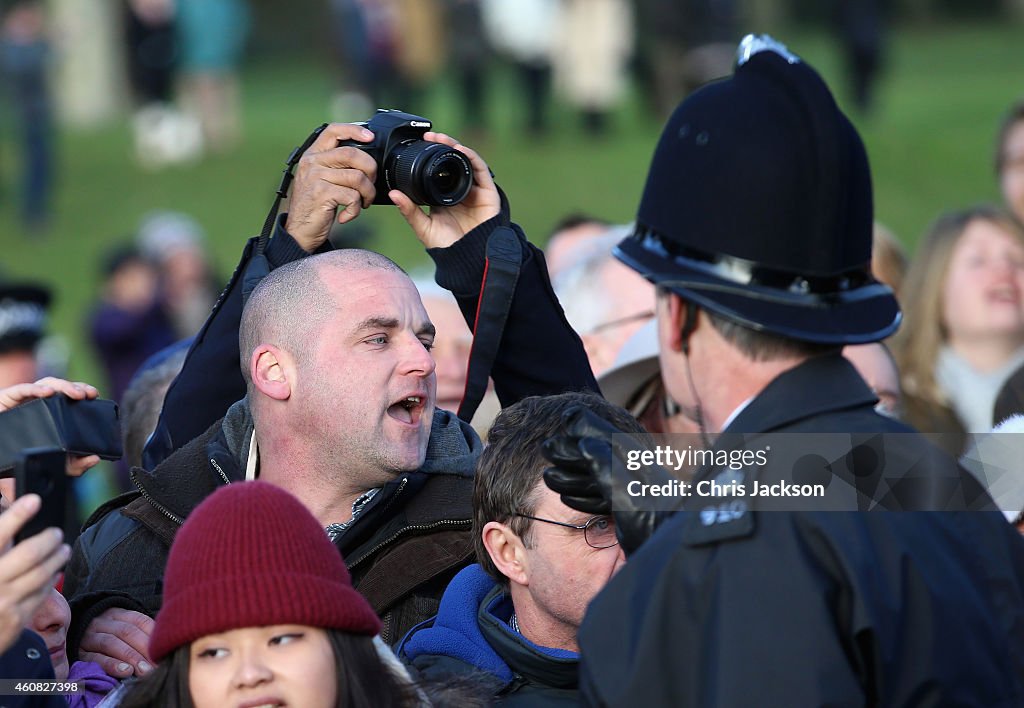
[117,481,422,708]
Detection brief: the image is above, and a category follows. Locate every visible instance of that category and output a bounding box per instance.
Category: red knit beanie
[149,481,381,662]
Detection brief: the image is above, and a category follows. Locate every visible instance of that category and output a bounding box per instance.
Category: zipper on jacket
[209,458,231,485]
[133,477,185,526]
[347,518,472,570]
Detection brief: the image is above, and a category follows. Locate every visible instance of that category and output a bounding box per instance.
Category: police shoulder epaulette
[682,466,756,546]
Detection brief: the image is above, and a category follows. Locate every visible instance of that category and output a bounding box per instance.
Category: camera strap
[243,123,329,303]
[259,123,329,253]
[458,226,522,423]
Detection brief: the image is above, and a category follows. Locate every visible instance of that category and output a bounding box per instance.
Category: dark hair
[116,644,193,708]
[472,391,649,587]
[328,631,418,706]
[101,244,151,279]
[117,629,418,707]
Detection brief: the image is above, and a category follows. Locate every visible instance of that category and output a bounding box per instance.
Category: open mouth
[387,395,426,425]
[988,286,1021,304]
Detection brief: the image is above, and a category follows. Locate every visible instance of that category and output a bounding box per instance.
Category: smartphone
[14,447,67,544]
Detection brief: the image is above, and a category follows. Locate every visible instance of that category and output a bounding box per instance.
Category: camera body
[339,110,473,207]
[0,395,121,478]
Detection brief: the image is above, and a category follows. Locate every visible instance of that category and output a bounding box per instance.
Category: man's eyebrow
[565,513,594,527]
[418,322,437,338]
[353,316,400,333]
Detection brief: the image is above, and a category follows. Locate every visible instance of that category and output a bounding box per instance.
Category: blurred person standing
[390,0,445,113]
[123,0,176,110]
[328,0,397,120]
[634,0,738,120]
[122,0,197,169]
[482,0,559,135]
[553,0,633,136]
[442,0,490,140]
[895,205,1024,455]
[136,211,219,338]
[833,0,885,113]
[89,245,176,405]
[0,1,53,233]
[175,0,250,154]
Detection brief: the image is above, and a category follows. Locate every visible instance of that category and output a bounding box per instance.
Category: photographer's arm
[144,125,377,467]
[394,133,599,405]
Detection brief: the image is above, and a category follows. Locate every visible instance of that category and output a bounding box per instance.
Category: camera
[0,395,121,476]
[339,110,473,207]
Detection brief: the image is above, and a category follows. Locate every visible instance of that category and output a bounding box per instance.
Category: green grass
[1,19,1022,396]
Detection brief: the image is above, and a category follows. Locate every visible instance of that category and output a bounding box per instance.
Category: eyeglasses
[513,513,619,549]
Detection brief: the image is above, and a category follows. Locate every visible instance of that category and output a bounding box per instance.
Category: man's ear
[660,291,689,353]
[251,345,292,401]
[482,521,529,587]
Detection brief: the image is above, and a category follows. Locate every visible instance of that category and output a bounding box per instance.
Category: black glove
[542,406,679,555]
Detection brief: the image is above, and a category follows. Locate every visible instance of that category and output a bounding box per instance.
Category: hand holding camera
[284,111,500,253]
[0,378,108,480]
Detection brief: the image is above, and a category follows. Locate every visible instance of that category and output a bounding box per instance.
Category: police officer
[543,36,1024,706]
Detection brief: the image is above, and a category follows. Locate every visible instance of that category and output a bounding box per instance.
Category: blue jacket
[400,564,579,706]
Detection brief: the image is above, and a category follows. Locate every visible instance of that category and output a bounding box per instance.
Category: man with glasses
[400,391,646,705]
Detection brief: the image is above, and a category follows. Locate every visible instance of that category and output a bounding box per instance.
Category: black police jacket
[577,354,1024,707]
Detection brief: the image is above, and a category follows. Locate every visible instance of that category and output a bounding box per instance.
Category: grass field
[1,19,1022,395]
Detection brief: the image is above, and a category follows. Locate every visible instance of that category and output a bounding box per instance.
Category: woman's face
[942,219,1024,343]
[188,625,337,708]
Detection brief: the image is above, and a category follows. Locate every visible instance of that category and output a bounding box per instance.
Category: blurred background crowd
[1,0,1024,519]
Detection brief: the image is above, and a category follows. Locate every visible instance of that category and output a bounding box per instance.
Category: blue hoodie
[400,564,579,705]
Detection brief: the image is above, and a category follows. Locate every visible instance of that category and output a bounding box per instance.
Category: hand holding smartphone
[13,447,67,544]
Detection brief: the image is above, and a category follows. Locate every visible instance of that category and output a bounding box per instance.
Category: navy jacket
[401,564,580,706]
[0,630,64,708]
[577,354,1024,707]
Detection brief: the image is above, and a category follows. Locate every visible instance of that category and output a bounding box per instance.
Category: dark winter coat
[577,354,1024,706]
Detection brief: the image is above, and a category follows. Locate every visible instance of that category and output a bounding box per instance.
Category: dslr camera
[339,110,473,207]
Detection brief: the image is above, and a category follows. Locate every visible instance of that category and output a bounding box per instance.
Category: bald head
[239,250,407,392]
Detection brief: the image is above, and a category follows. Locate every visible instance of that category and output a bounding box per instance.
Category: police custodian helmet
[615,35,900,345]
[0,281,49,354]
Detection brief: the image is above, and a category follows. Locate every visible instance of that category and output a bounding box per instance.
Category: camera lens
[385,140,473,206]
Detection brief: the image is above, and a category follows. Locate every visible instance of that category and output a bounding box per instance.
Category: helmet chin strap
[679,301,713,450]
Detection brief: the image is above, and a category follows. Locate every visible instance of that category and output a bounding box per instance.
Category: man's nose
[401,337,437,378]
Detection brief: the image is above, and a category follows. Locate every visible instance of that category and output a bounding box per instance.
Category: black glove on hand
[542,406,678,555]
